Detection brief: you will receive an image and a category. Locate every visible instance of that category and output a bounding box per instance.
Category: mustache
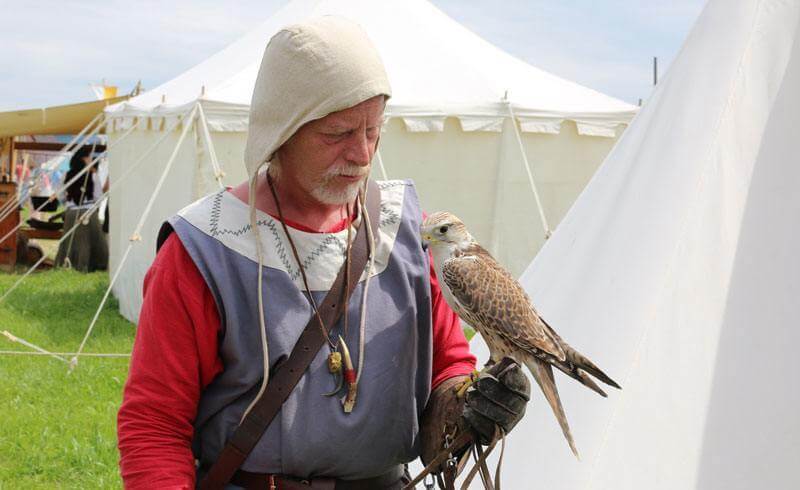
[323,164,370,179]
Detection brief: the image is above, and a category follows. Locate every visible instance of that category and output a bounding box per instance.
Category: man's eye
[326,131,350,139]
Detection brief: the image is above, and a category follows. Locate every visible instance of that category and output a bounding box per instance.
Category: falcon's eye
[439,225,449,234]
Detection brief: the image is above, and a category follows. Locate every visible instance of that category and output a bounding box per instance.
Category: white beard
[308,164,368,205]
[310,178,364,205]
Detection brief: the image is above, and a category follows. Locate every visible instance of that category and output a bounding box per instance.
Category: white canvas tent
[103,0,636,322]
[469,0,800,488]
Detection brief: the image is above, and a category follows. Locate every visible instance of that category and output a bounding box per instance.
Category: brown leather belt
[230,466,408,490]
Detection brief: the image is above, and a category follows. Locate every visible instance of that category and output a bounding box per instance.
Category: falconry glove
[462,358,531,445]
[419,376,469,470]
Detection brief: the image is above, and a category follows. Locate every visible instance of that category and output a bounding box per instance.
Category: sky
[0,0,706,111]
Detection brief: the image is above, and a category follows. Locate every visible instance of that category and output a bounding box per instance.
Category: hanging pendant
[338,335,358,413]
[327,351,342,374]
[323,350,344,397]
[323,372,344,397]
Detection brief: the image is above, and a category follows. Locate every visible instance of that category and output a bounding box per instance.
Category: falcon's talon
[454,369,481,398]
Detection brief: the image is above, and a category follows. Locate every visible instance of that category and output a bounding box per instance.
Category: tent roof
[470,0,800,488]
[0,96,129,138]
[106,0,636,135]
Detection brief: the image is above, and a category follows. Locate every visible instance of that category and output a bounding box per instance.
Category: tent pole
[70,105,199,371]
[9,136,16,182]
[505,100,551,239]
[196,103,225,189]
[1,138,7,178]
[0,139,18,217]
[375,149,389,180]
[488,119,513,257]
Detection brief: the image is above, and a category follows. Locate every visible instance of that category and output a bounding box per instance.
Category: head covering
[238,16,392,421]
[243,16,392,179]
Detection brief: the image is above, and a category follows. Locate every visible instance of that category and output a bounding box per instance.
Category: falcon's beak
[420,227,436,246]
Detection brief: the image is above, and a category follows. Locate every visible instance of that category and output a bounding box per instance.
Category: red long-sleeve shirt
[117,214,476,489]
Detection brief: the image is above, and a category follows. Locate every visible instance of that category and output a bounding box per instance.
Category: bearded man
[117,17,529,489]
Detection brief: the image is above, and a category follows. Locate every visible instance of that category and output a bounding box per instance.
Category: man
[118,17,528,489]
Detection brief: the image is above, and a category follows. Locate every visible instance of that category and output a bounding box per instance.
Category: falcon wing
[441,247,565,361]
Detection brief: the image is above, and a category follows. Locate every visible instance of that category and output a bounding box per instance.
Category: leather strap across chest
[200,180,382,490]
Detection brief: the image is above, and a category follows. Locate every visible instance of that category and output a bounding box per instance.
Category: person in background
[65,145,95,206]
[55,145,108,271]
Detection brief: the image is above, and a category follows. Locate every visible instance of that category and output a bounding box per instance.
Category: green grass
[0,267,475,488]
[462,325,476,342]
[0,270,134,489]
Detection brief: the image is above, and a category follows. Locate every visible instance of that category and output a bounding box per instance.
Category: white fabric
[466,1,800,488]
[243,16,391,178]
[105,0,632,322]
[176,181,405,291]
[92,159,108,202]
[105,0,635,135]
[109,117,620,321]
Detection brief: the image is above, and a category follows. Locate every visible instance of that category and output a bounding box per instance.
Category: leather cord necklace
[267,175,369,410]
[199,179,380,490]
[267,174,346,349]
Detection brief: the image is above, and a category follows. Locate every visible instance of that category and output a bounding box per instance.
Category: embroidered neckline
[178,180,409,291]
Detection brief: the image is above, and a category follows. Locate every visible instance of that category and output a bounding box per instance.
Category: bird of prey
[421,211,620,458]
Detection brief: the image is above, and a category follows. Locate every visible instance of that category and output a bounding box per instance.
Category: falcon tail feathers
[564,346,621,390]
[525,358,580,460]
[561,366,608,397]
[549,360,608,398]
[549,354,611,397]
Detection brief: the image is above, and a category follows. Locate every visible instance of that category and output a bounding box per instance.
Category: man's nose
[345,131,373,166]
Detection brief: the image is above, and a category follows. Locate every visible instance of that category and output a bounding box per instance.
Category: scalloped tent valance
[105,0,635,137]
[105,0,637,323]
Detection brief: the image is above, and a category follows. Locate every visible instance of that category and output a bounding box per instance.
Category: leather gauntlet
[462,358,531,445]
[419,359,531,470]
[419,376,469,469]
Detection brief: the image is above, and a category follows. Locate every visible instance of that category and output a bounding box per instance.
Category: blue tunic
[164,180,432,480]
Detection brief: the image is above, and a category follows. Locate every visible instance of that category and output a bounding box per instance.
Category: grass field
[0,265,475,489]
[0,270,134,489]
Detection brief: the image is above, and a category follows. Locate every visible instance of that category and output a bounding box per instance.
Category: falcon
[421,211,620,458]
